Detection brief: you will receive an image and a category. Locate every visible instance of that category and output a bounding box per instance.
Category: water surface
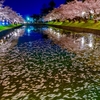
[0,25,100,100]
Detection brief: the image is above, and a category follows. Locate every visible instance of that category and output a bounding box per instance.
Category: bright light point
[88,34,93,48]
[81,37,84,44]
[2,23,5,25]
[90,10,94,14]
[50,17,52,21]
[14,32,17,36]
[7,35,9,38]
[88,42,93,48]
[17,29,20,33]
[81,37,85,49]
[27,29,31,33]
[57,32,60,39]
[50,28,52,31]
[82,11,85,16]
[27,17,30,21]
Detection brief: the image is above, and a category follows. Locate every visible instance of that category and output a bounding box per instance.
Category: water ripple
[0,38,100,100]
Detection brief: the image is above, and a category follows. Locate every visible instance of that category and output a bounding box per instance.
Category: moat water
[0,25,100,100]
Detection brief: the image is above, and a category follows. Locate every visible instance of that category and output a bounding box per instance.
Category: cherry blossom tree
[43,0,100,23]
[0,0,24,25]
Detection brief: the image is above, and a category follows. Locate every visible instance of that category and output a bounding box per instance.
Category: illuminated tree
[44,0,100,23]
[0,0,24,25]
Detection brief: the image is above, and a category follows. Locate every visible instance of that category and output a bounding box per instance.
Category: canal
[0,25,100,100]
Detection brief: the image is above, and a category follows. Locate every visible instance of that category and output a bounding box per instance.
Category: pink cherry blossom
[44,0,100,22]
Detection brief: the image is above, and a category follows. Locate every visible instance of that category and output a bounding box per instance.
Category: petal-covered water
[0,25,100,100]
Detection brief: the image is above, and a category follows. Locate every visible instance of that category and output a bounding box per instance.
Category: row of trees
[44,0,100,22]
[0,0,24,25]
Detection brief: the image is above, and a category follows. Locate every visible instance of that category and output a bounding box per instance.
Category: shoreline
[0,25,23,37]
[45,20,100,34]
[48,24,100,34]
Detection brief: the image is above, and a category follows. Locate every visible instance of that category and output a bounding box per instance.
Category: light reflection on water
[0,26,100,100]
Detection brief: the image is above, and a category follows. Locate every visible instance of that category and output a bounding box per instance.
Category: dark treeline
[31,0,56,22]
[31,0,85,23]
[41,0,56,16]
[64,0,85,4]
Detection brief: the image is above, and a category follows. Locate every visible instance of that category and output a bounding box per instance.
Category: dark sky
[4,0,65,17]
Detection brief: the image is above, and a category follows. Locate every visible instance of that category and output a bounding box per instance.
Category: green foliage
[0,24,21,32]
[48,20,100,30]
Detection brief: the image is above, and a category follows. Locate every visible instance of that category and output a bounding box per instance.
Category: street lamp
[27,17,30,21]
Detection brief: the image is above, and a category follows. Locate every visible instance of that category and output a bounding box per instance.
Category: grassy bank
[0,24,22,32]
[48,20,100,30]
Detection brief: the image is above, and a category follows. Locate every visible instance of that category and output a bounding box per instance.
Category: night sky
[4,0,65,17]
